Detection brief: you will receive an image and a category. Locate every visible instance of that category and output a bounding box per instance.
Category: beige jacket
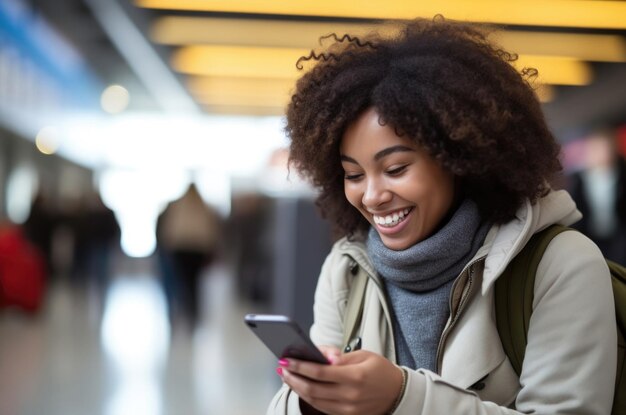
[267,190,617,414]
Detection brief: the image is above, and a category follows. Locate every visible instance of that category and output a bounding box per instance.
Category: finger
[281,352,376,383]
[282,369,346,402]
[282,356,369,385]
[282,358,339,382]
[282,374,361,415]
[276,366,285,380]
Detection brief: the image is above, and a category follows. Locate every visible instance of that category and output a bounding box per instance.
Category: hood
[478,189,582,295]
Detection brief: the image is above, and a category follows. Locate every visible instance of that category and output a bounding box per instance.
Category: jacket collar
[336,237,377,277]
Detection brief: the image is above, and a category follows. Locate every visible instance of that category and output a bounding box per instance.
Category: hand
[317,345,342,364]
[277,349,404,415]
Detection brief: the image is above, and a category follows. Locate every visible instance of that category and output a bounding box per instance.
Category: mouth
[372,207,413,228]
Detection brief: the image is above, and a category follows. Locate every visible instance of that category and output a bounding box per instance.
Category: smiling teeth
[373,208,411,227]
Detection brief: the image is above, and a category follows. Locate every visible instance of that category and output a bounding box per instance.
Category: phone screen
[244,314,328,364]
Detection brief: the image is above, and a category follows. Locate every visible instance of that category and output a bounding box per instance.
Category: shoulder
[533,228,611,305]
[539,228,606,269]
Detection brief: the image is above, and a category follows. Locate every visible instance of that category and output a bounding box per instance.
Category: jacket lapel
[440,261,507,388]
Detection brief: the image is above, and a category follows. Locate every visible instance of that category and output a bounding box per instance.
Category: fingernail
[278,359,289,367]
[276,367,283,376]
[328,355,338,364]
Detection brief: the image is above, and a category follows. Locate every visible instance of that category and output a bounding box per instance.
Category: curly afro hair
[286,16,562,238]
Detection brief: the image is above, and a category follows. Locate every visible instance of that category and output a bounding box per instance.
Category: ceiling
[25,0,626,138]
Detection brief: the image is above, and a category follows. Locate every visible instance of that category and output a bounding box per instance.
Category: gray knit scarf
[366,199,490,370]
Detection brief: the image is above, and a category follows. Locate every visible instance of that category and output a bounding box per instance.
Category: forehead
[340,108,416,153]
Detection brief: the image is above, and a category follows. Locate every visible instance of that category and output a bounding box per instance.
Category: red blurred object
[0,224,46,312]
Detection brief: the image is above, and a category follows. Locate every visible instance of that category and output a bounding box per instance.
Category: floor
[0,257,282,415]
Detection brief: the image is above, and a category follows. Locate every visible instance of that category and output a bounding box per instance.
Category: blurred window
[6,163,37,223]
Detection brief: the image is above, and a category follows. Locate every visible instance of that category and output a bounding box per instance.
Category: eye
[344,173,363,181]
[386,165,408,176]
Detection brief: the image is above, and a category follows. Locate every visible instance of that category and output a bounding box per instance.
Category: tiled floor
[0,258,282,415]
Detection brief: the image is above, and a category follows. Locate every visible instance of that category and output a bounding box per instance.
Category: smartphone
[244,314,328,364]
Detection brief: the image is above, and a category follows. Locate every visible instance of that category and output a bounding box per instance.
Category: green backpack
[495,224,625,414]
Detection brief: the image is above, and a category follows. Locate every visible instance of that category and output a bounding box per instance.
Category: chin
[380,230,428,250]
[381,237,414,251]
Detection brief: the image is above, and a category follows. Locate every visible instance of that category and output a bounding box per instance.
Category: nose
[362,177,392,208]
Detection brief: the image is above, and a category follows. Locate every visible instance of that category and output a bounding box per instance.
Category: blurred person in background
[23,190,57,277]
[568,127,626,264]
[267,17,616,415]
[70,191,120,308]
[157,183,222,329]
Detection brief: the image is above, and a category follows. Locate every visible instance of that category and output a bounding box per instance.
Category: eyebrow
[340,145,415,164]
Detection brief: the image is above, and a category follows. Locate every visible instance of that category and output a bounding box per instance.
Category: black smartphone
[244,314,329,364]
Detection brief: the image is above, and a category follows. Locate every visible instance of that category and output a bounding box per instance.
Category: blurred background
[0,1,625,414]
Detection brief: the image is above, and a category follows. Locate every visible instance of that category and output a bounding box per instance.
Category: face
[340,108,455,250]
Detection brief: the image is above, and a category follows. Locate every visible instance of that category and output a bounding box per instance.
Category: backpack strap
[495,224,572,375]
[342,258,368,353]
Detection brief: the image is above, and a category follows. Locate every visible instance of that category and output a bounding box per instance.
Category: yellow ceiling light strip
[136,0,626,30]
[515,55,592,86]
[495,32,626,63]
[172,45,591,86]
[187,76,294,107]
[195,92,287,107]
[191,77,558,109]
[152,16,392,49]
[191,74,567,109]
[154,16,626,63]
[172,45,308,78]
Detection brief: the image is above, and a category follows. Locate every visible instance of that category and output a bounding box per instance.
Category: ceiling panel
[134,0,626,30]
[25,0,626,134]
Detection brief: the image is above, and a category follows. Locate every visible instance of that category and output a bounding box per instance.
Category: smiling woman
[340,108,455,251]
[267,16,617,415]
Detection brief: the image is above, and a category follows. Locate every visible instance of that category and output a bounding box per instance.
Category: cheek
[431,175,455,215]
[413,172,455,215]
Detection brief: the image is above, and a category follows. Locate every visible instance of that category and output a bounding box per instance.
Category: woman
[268,17,616,414]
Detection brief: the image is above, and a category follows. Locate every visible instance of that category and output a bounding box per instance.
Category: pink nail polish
[278,359,289,367]
[276,367,283,376]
